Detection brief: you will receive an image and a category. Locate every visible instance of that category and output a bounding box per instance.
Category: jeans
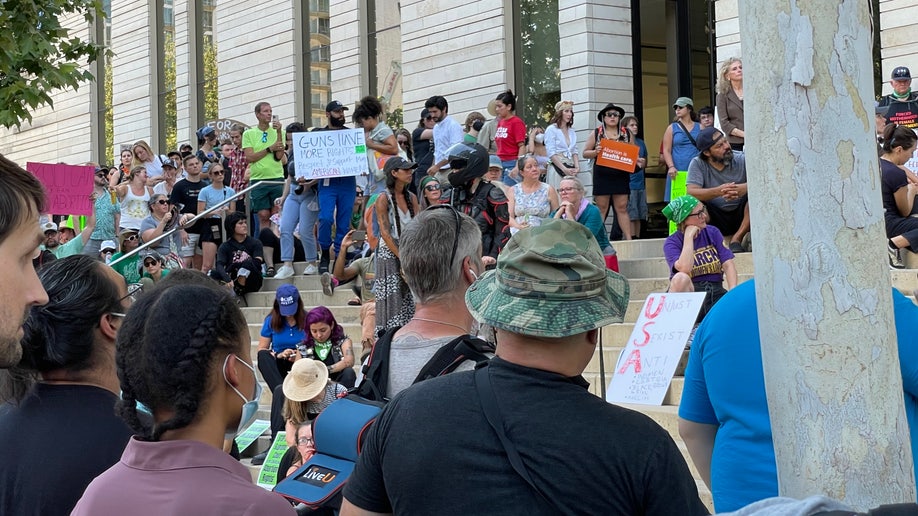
[501,159,518,187]
[281,187,319,262]
[318,177,357,253]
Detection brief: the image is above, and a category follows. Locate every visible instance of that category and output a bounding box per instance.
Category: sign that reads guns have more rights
[292,129,369,180]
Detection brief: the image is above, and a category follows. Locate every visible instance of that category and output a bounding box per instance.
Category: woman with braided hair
[72,283,294,515]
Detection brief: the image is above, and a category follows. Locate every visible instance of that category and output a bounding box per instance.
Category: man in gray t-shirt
[687,127,751,253]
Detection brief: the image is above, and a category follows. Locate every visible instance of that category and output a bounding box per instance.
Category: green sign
[668,172,688,235]
[256,431,288,489]
[235,419,270,453]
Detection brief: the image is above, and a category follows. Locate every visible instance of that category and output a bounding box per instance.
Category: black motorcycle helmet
[446,142,489,187]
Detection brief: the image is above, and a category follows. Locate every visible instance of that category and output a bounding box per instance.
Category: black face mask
[329,116,345,128]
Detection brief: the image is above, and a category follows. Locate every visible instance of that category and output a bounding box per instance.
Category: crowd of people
[5,55,918,515]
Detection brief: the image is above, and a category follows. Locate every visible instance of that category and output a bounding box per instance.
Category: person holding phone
[322,229,377,359]
[242,102,287,233]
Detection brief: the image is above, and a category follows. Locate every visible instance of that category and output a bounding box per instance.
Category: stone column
[741,0,915,508]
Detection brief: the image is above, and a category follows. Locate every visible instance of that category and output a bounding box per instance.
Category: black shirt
[412,127,434,172]
[345,358,708,516]
[169,178,203,215]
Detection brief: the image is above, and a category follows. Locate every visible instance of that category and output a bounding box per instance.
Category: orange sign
[596,139,640,173]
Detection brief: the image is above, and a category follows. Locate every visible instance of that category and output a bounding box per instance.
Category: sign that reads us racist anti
[292,129,368,180]
[606,292,705,406]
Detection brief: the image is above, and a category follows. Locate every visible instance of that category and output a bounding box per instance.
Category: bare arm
[894,184,918,217]
[722,258,737,290]
[673,225,699,274]
[582,131,599,160]
[333,230,361,282]
[678,418,717,490]
[505,188,524,230]
[661,125,676,177]
[368,134,399,156]
[547,186,560,213]
[257,336,273,352]
[375,194,399,257]
[686,182,729,203]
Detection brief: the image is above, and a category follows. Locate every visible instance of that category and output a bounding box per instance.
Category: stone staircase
[240,242,918,509]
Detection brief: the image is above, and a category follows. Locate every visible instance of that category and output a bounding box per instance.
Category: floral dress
[510,182,551,235]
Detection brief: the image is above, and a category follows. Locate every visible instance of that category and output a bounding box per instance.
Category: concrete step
[611,238,669,260]
[625,274,754,300]
[618,252,754,280]
[242,305,363,325]
[245,289,356,308]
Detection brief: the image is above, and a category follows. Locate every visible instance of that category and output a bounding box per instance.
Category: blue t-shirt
[629,138,648,190]
[260,314,306,354]
[198,185,236,215]
[679,280,918,511]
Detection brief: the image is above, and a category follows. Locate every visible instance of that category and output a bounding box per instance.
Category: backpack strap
[412,335,495,384]
[352,326,401,402]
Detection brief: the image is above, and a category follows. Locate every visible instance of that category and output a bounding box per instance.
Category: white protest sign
[606,292,706,406]
[292,129,368,180]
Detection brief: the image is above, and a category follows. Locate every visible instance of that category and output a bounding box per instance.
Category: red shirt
[495,115,526,162]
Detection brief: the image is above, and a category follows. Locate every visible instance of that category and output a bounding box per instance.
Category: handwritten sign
[235,419,270,453]
[596,139,640,172]
[256,431,288,489]
[27,162,94,215]
[607,292,705,406]
[668,172,688,235]
[204,118,249,144]
[292,129,368,180]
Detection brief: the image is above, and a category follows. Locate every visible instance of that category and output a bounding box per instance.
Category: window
[514,0,561,126]
[310,17,329,36]
[310,0,329,13]
[311,45,331,62]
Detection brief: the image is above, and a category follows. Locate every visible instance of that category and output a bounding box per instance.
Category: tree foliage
[518,0,560,127]
[0,0,105,129]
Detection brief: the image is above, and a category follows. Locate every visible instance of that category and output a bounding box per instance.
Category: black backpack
[353,326,495,402]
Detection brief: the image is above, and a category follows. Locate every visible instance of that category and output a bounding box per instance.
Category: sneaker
[304,263,318,275]
[889,242,905,269]
[251,450,268,466]
[321,272,336,296]
[729,241,745,254]
[274,264,294,279]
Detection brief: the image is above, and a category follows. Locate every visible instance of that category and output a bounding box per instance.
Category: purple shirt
[663,224,734,284]
[73,438,295,515]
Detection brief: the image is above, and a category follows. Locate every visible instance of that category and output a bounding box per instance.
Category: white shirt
[432,116,464,169]
[544,124,578,159]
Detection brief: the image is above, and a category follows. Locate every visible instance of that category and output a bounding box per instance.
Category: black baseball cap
[892,67,912,80]
[695,127,725,153]
[326,100,349,112]
[383,157,418,173]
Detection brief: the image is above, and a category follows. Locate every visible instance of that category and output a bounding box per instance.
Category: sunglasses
[143,260,159,267]
[425,116,434,120]
[153,199,169,205]
[124,234,139,242]
[261,132,268,143]
[424,184,441,192]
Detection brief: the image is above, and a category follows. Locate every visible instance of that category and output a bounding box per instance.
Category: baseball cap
[100,240,118,253]
[488,155,503,170]
[196,126,216,140]
[162,159,177,169]
[465,219,629,338]
[662,195,700,224]
[892,66,912,80]
[383,156,418,174]
[57,220,75,233]
[673,97,694,108]
[695,127,724,153]
[41,221,58,233]
[325,100,349,112]
[276,284,300,316]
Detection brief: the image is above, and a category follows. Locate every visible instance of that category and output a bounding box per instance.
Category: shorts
[200,217,225,245]
[180,233,201,258]
[250,179,284,212]
[627,189,648,220]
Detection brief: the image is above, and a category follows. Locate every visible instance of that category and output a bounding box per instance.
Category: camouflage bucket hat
[465,219,630,338]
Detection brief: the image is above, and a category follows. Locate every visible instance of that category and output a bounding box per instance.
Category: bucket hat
[465,219,629,338]
[283,359,329,402]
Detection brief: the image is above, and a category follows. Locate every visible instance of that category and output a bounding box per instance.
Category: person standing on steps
[314,100,355,274]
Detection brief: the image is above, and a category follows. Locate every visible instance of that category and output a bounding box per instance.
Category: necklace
[411,317,469,334]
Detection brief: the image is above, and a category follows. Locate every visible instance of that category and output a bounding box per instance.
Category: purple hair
[304,306,344,345]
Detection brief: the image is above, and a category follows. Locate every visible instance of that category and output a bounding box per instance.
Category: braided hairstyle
[116,283,246,441]
[0,255,122,404]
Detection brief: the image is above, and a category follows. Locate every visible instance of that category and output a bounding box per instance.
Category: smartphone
[272,115,279,123]
[352,230,366,242]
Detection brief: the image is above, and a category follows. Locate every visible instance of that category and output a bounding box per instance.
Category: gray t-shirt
[687,150,747,211]
[386,333,477,398]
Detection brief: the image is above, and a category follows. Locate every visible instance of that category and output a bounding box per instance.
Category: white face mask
[223,354,263,439]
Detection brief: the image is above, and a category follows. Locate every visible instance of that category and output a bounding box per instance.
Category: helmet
[446,142,489,187]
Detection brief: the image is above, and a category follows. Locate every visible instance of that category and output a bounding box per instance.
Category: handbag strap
[675,121,697,147]
[474,365,561,511]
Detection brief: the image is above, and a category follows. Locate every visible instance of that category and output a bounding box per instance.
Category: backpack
[354,326,496,403]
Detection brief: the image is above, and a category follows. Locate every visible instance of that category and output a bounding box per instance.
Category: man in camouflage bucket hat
[465,218,628,337]
[343,218,708,515]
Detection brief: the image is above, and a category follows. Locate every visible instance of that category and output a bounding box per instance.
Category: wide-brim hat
[465,219,629,338]
[283,359,329,402]
[597,103,625,122]
[487,99,499,117]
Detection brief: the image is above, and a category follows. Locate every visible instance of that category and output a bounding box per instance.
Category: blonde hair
[131,140,156,167]
[716,58,742,95]
[560,176,585,192]
[128,165,146,181]
[283,397,309,426]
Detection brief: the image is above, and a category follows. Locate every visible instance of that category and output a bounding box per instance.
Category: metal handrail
[108,179,285,268]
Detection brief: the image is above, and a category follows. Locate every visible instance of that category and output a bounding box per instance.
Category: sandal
[347,296,361,306]
[264,266,276,278]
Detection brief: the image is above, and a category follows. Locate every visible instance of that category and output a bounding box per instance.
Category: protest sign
[668,172,688,235]
[292,129,368,180]
[607,292,706,406]
[596,139,640,172]
[203,118,248,144]
[27,162,94,215]
[235,419,270,453]
[256,431,288,490]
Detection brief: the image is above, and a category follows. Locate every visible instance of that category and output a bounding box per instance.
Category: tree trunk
[739,0,915,508]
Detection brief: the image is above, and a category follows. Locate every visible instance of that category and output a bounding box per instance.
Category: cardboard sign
[256,431,288,490]
[292,129,369,180]
[235,419,270,453]
[596,139,640,172]
[607,292,706,406]
[668,172,688,235]
[204,118,249,145]
[27,162,94,215]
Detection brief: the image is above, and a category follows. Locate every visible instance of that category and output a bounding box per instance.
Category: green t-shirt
[242,127,285,180]
[42,237,84,259]
[110,252,142,285]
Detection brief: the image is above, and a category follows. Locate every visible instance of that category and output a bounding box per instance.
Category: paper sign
[235,419,270,453]
[292,129,369,180]
[607,292,706,406]
[27,162,94,215]
[256,431,289,489]
[668,172,688,235]
[596,139,640,172]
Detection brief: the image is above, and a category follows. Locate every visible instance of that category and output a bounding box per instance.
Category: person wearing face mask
[72,283,294,515]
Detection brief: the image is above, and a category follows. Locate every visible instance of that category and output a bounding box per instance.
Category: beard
[712,148,734,165]
[329,116,345,128]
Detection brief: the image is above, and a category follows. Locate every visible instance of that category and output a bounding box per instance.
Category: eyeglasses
[143,260,159,267]
[558,187,578,193]
[119,283,143,306]
[153,199,169,205]
[688,206,707,218]
[297,437,314,446]
[426,205,462,269]
[424,184,441,192]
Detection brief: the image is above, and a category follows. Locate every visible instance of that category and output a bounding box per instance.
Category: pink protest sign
[26,162,94,215]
